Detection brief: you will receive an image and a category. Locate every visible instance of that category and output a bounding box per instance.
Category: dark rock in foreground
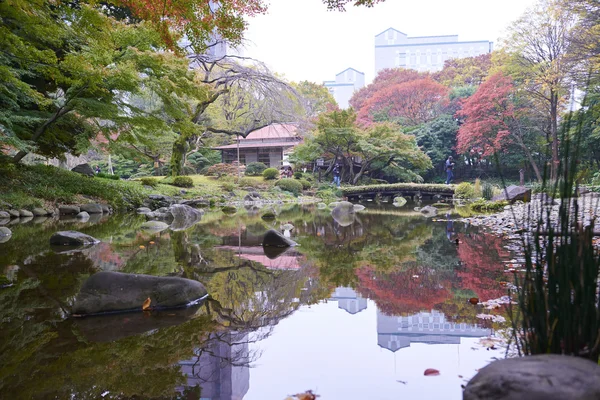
[262,229,297,247]
[49,231,100,246]
[463,354,600,400]
[492,185,532,203]
[72,271,208,315]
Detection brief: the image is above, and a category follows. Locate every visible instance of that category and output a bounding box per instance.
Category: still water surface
[0,203,510,399]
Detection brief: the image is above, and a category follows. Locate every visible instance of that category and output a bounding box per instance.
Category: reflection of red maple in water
[355,265,452,315]
[354,232,509,315]
[456,232,509,301]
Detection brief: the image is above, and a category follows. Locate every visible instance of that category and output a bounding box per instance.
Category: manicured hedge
[342,183,456,195]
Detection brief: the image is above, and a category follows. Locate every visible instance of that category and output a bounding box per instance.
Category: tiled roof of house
[243,123,298,140]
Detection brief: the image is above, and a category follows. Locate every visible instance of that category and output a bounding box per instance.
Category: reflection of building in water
[215,246,304,270]
[178,332,250,399]
[330,287,368,314]
[377,309,489,352]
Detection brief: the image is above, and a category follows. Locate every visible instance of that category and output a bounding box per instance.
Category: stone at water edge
[491,185,532,203]
[393,196,407,207]
[136,207,152,214]
[331,201,357,227]
[317,202,327,209]
[353,204,366,212]
[262,229,298,247]
[101,204,110,214]
[72,271,208,315]
[168,204,203,231]
[281,223,294,231]
[0,211,9,219]
[419,205,438,217]
[0,227,11,243]
[59,205,80,215]
[328,201,341,208]
[261,211,277,220]
[19,209,33,217]
[80,203,103,214]
[7,209,20,218]
[221,206,237,214]
[76,211,90,221]
[49,231,99,246]
[140,221,169,232]
[32,207,50,216]
[463,354,600,400]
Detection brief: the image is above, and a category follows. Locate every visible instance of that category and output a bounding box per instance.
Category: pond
[0,203,511,399]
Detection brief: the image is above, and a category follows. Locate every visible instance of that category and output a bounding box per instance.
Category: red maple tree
[349,68,427,112]
[357,78,449,126]
[456,72,515,157]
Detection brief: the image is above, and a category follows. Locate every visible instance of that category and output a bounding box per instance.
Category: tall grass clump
[511,94,600,362]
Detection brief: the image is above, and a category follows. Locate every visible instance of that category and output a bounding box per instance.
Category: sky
[242,0,537,84]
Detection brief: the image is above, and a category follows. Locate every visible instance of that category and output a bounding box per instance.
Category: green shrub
[207,163,237,177]
[96,172,120,180]
[275,179,303,195]
[263,168,279,180]
[470,199,508,212]
[293,171,303,179]
[298,179,311,190]
[482,183,495,200]
[455,182,475,199]
[237,177,264,188]
[316,186,342,203]
[140,177,158,187]
[221,182,236,192]
[172,176,194,188]
[245,162,268,176]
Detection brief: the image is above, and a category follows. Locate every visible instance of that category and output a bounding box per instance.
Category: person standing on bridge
[445,156,455,184]
[332,163,341,187]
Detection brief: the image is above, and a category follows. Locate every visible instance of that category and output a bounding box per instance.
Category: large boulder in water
[262,229,297,247]
[50,231,99,246]
[140,220,169,233]
[331,201,356,227]
[71,163,95,177]
[463,354,600,400]
[491,185,531,203]
[419,205,438,217]
[0,227,12,243]
[72,271,208,315]
[168,204,203,231]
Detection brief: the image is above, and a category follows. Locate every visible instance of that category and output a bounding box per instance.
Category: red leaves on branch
[357,78,449,126]
[456,72,515,157]
[350,68,427,111]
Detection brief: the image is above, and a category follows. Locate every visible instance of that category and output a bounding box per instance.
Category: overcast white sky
[242,0,537,84]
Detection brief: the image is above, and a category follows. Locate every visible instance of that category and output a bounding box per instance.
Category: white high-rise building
[375,28,493,73]
[324,68,365,109]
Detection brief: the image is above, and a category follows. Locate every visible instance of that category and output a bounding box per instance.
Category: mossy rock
[261,211,276,220]
[393,196,407,207]
[221,206,237,214]
[432,202,451,208]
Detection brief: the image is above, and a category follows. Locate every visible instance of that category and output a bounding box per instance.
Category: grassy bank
[0,164,302,210]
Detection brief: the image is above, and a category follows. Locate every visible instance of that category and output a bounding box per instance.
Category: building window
[258,152,270,164]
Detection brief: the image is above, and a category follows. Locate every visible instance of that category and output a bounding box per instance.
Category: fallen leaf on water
[149,241,155,245]
[139,245,145,249]
[288,390,318,400]
[424,368,440,376]
[468,297,479,305]
[412,275,419,279]
[142,297,151,310]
